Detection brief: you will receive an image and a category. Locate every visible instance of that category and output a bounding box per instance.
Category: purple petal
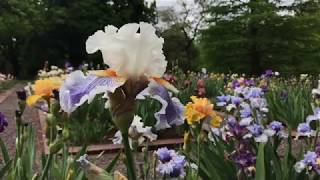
[59,70,124,113]
[138,82,184,130]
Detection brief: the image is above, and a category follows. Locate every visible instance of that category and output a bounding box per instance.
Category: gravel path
[0,84,44,167]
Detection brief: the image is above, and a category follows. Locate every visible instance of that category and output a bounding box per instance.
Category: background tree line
[0,0,319,78]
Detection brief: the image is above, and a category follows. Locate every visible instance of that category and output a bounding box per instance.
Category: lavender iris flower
[156,147,173,163]
[298,123,311,134]
[268,121,283,133]
[240,103,252,118]
[246,124,269,142]
[247,124,263,137]
[169,156,186,178]
[217,95,230,106]
[246,87,263,98]
[156,148,186,178]
[137,82,184,130]
[231,96,242,106]
[295,151,320,174]
[303,151,317,165]
[297,123,314,138]
[0,112,8,133]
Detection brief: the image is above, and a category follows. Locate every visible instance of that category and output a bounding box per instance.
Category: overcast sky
[146,0,296,8]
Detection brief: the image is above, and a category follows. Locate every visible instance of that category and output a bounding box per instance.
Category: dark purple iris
[232,80,241,89]
[233,150,256,169]
[16,90,27,101]
[0,112,8,133]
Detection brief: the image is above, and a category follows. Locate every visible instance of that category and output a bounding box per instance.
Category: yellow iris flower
[185,96,222,127]
[26,77,62,106]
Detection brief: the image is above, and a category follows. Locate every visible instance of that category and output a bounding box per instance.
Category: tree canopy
[200,0,320,75]
[0,0,156,78]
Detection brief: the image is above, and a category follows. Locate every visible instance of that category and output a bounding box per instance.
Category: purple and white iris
[155,147,186,178]
[245,124,270,143]
[295,151,320,174]
[297,122,314,138]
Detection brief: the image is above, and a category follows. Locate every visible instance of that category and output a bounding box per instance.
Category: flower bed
[38,110,183,155]
[3,22,320,180]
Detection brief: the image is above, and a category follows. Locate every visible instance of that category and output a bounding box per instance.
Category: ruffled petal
[137,82,184,130]
[86,22,167,78]
[59,70,125,113]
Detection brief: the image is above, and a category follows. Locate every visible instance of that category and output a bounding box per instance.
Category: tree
[0,0,48,77]
[0,0,157,78]
[157,0,208,71]
[200,0,320,75]
[162,24,199,71]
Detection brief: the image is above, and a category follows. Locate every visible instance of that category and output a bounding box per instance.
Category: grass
[0,80,18,93]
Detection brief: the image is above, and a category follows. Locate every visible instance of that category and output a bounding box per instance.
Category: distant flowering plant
[112,115,157,149]
[185,96,222,127]
[295,147,320,175]
[26,77,63,106]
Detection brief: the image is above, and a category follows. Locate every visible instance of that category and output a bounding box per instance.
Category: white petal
[239,117,252,126]
[255,134,268,143]
[86,22,167,77]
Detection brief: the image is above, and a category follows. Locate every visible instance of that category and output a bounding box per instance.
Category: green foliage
[265,78,313,128]
[61,95,115,145]
[200,0,320,75]
[162,24,200,72]
[255,143,265,180]
[0,0,157,78]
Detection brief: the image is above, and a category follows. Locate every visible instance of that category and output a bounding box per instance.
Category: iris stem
[122,132,137,180]
[41,153,53,180]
